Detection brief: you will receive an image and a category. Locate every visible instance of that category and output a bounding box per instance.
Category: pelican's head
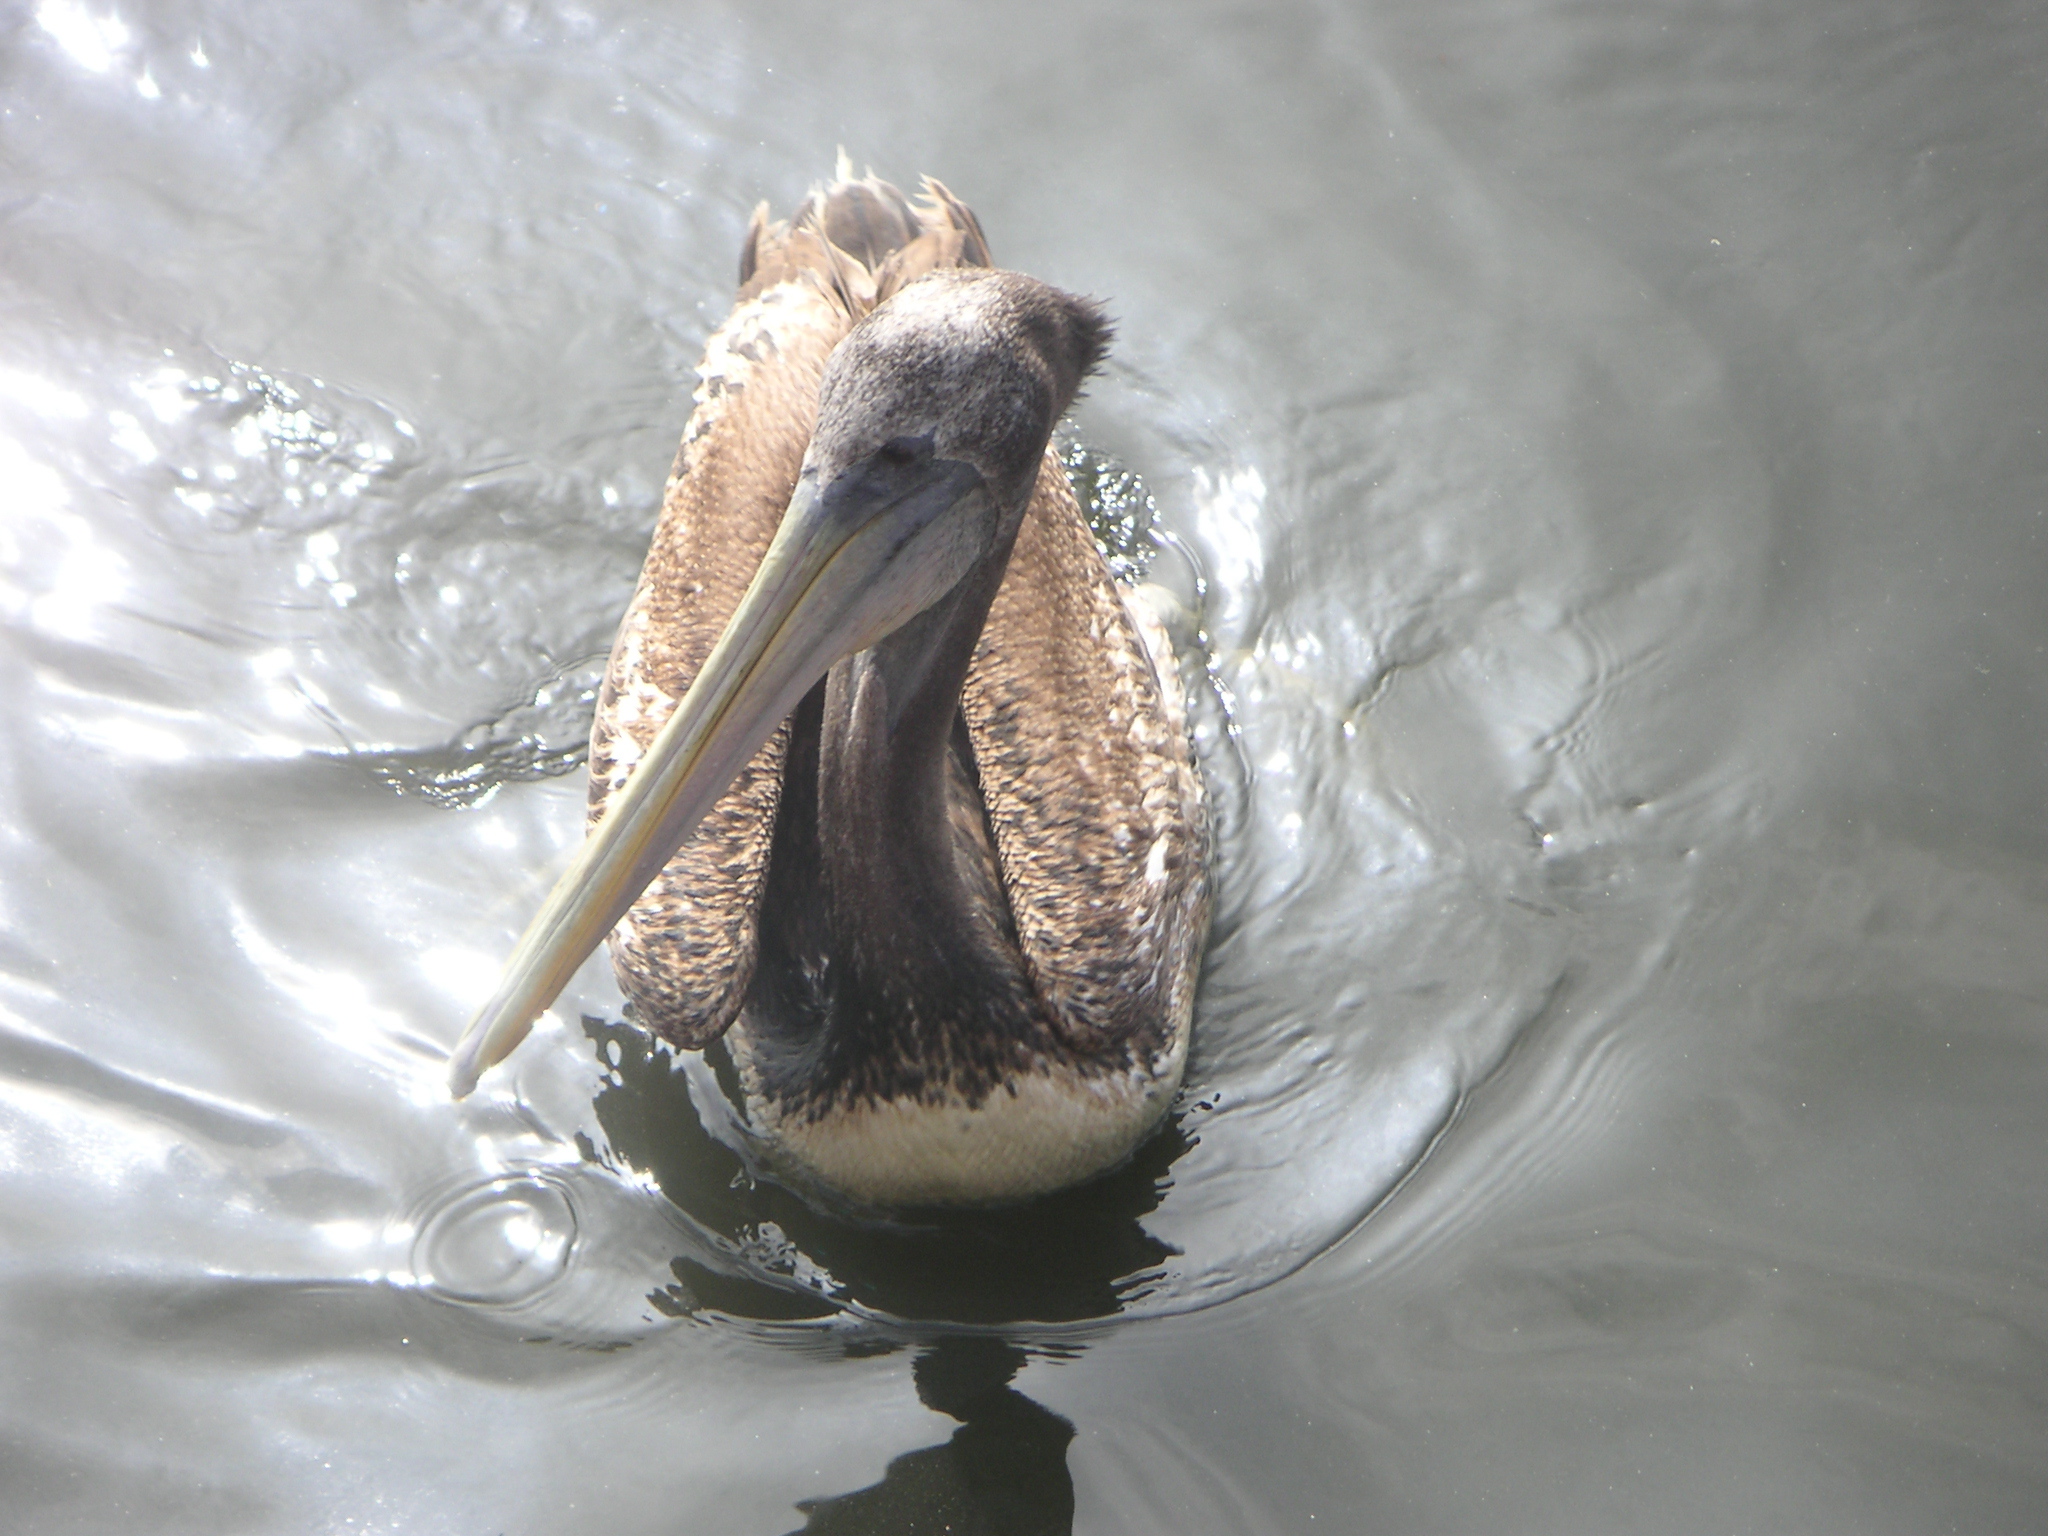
[813,268,1110,513]
[448,270,1108,1095]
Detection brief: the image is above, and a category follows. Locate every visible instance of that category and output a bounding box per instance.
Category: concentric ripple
[412,1173,579,1306]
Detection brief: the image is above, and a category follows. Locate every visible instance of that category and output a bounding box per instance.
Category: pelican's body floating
[449,168,1209,1206]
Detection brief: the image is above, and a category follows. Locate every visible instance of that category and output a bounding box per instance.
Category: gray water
[4,0,2045,1530]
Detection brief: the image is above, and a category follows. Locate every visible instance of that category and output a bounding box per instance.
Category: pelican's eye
[875,433,933,469]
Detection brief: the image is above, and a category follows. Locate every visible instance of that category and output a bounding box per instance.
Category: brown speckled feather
[963,459,1210,1054]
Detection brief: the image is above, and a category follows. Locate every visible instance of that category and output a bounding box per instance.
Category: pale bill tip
[446,1009,536,1100]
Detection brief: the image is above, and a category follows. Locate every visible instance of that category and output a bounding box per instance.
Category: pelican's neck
[812,520,1037,1058]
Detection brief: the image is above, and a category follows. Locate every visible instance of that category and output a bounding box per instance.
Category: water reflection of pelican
[450,164,1209,1207]
[790,1338,1075,1536]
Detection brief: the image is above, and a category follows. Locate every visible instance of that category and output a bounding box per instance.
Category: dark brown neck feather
[737,511,1068,1114]
[809,524,1050,1095]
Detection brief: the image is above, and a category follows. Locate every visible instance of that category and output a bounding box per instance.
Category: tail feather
[918,177,991,268]
[737,164,994,313]
[818,177,923,271]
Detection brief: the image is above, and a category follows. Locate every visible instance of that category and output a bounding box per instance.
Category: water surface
[3,0,2045,1530]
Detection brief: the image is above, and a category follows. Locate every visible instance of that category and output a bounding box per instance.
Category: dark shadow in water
[576,1016,1192,1326]
[785,1337,1075,1536]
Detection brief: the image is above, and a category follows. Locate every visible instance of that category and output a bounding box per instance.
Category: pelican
[448,166,1209,1206]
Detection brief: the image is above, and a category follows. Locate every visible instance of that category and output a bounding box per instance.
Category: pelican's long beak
[448,452,988,1097]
